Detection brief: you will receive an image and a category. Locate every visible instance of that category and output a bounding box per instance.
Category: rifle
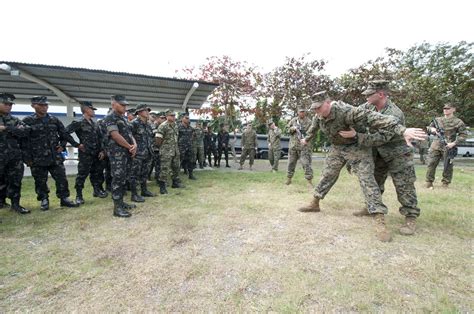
[431,118,458,171]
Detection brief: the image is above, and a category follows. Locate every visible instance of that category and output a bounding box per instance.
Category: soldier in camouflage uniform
[351,80,421,236]
[151,112,166,183]
[217,124,231,168]
[286,108,313,187]
[425,103,468,188]
[156,110,184,194]
[178,112,196,180]
[22,96,80,210]
[97,113,112,192]
[193,121,205,169]
[66,101,107,205]
[239,124,258,170]
[267,121,282,172]
[0,93,30,214]
[103,95,137,218]
[130,104,156,202]
[298,91,427,242]
[203,123,215,167]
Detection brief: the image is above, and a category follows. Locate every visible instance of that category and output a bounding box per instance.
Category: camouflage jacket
[0,113,29,160]
[305,101,405,147]
[267,127,282,149]
[66,117,103,156]
[156,120,179,157]
[103,111,134,154]
[193,127,204,148]
[359,100,410,160]
[22,113,80,166]
[287,116,312,149]
[131,118,154,158]
[241,129,257,149]
[429,116,468,151]
[178,122,194,153]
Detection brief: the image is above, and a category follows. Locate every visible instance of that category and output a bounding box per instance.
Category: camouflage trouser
[268,147,281,171]
[419,148,428,164]
[31,162,70,200]
[0,156,24,201]
[287,146,313,180]
[152,151,161,181]
[159,153,180,183]
[314,145,388,214]
[373,151,420,217]
[426,148,453,184]
[75,152,104,191]
[108,150,131,201]
[194,146,205,167]
[131,152,152,191]
[180,147,194,173]
[240,147,255,166]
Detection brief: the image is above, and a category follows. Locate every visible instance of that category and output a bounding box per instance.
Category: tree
[178,56,259,128]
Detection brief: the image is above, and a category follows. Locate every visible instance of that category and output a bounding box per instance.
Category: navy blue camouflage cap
[135,103,151,113]
[126,108,136,115]
[362,80,390,96]
[80,101,97,110]
[179,112,189,119]
[31,96,49,105]
[0,92,15,104]
[111,95,129,105]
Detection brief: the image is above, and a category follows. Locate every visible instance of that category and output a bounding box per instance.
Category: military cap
[158,111,166,117]
[0,92,15,104]
[165,109,175,116]
[80,101,97,110]
[135,103,151,113]
[111,95,129,105]
[362,80,390,96]
[310,91,328,109]
[297,107,306,112]
[126,108,136,115]
[443,103,456,109]
[31,96,49,105]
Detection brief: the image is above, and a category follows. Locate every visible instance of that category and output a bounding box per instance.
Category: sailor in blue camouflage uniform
[66,101,107,205]
[130,103,156,202]
[0,93,30,214]
[178,112,196,180]
[103,95,137,218]
[22,96,80,210]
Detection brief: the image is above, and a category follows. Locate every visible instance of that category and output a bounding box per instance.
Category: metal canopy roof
[0,61,219,110]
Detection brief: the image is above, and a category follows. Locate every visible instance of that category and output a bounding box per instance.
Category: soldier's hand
[0,125,5,132]
[25,161,32,167]
[300,139,307,145]
[98,151,106,160]
[403,128,427,147]
[55,145,64,153]
[129,144,137,155]
[78,144,85,152]
[338,128,357,138]
[446,142,456,149]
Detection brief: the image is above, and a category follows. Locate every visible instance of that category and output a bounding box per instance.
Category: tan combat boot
[352,207,372,217]
[306,179,314,189]
[298,197,320,213]
[399,216,416,235]
[424,181,433,189]
[374,213,392,242]
[285,177,292,185]
[441,182,449,188]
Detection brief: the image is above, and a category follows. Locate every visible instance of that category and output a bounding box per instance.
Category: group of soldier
[0,80,468,240]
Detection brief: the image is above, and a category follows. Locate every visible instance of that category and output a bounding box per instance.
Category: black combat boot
[93,186,108,198]
[113,200,131,218]
[60,197,79,208]
[11,199,30,215]
[122,201,136,209]
[171,178,185,188]
[188,171,197,180]
[141,183,156,197]
[40,198,49,211]
[130,184,145,203]
[226,162,231,168]
[158,181,168,194]
[75,189,85,205]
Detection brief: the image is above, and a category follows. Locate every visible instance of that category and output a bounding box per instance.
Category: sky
[3,0,473,79]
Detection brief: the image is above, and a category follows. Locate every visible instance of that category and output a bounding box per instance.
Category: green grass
[0,160,473,311]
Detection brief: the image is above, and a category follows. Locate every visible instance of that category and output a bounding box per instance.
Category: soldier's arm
[57,119,80,149]
[6,118,29,138]
[155,124,166,147]
[454,121,468,144]
[65,120,80,135]
[303,117,319,143]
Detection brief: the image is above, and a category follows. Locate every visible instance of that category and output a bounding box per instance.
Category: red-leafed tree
[178,56,259,127]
